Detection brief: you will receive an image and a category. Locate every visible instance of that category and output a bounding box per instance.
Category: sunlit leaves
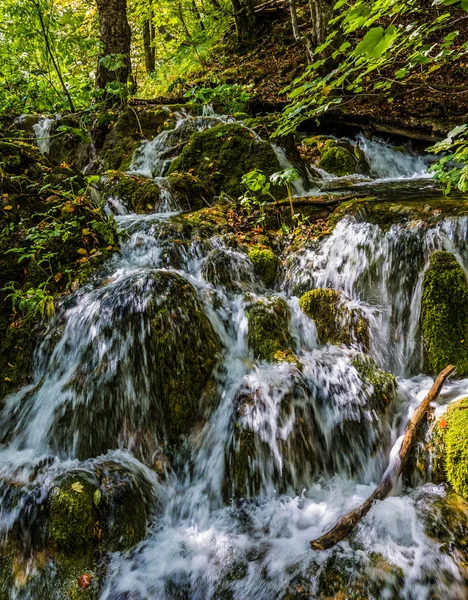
[354,25,398,57]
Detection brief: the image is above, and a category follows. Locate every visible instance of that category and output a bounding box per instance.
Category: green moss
[299,288,369,350]
[100,107,177,171]
[48,474,98,556]
[248,247,278,287]
[421,251,468,376]
[352,354,396,413]
[318,145,356,176]
[168,123,281,198]
[442,397,468,498]
[106,173,162,213]
[246,296,295,361]
[148,272,221,441]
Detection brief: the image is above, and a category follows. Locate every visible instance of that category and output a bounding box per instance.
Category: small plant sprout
[270,168,299,218]
[239,170,276,228]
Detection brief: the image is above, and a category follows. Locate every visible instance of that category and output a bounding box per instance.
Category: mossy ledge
[167,122,281,198]
[421,251,468,376]
[299,288,370,351]
[248,247,278,287]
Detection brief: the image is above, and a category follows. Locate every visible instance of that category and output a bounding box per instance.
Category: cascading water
[32,116,57,154]
[2,113,468,600]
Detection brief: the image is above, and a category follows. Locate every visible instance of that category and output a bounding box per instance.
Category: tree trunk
[231,0,258,43]
[309,0,333,47]
[95,0,132,92]
[289,0,314,61]
[310,364,456,551]
[143,16,156,75]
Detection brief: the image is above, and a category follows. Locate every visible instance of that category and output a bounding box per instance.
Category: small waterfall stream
[3,114,468,599]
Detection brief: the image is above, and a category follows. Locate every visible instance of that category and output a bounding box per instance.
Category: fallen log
[310,364,456,551]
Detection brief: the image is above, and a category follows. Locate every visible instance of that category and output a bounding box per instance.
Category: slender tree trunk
[95,0,132,92]
[191,0,205,31]
[33,0,75,112]
[143,16,156,74]
[288,0,314,61]
[309,0,333,46]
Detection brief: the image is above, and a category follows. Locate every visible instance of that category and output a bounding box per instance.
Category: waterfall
[2,115,468,600]
[32,115,57,154]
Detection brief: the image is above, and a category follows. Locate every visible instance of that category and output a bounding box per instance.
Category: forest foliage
[1,0,468,191]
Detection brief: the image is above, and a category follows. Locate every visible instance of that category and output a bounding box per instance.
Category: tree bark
[143,16,156,75]
[309,0,333,47]
[95,0,132,92]
[310,364,456,551]
[231,0,259,43]
[288,0,313,61]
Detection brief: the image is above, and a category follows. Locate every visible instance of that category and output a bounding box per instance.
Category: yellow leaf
[71,482,84,493]
[82,228,91,235]
[3,205,12,211]
[77,248,88,255]
[322,85,332,97]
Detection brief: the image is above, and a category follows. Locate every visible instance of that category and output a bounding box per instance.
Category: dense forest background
[2,0,468,191]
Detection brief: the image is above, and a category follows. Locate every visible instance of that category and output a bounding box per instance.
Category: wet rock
[248,247,278,287]
[414,486,468,563]
[299,288,370,351]
[105,173,164,213]
[53,271,222,457]
[202,248,253,293]
[301,136,369,177]
[246,296,295,361]
[168,122,281,198]
[421,251,468,376]
[414,398,468,498]
[100,107,177,171]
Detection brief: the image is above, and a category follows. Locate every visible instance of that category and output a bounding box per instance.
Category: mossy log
[310,364,455,551]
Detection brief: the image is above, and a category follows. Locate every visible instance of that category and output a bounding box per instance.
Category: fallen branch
[310,364,456,551]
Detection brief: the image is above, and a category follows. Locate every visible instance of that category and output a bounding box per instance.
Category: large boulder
[421,251,468,376]
[167,122,282,198]
[248,247,278,287]
[0,460,155,600]
[49,271,221,459]
[223,351,396,500]
[299,288,370,351]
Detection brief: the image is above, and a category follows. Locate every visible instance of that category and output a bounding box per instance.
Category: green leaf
[354,25,398,58]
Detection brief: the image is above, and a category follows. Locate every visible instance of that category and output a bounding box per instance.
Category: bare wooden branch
[310,364,456,551]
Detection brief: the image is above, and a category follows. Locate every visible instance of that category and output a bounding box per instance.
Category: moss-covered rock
[248,247,278,287]
[167,172,212,211]
[246,296,295,361]
[421,251,468,376]
[302,137,369,177]
[299,288,370,351]
[105,173,163,213]
[100,107,177,171]
[48,472,99,556]
[416,487,468,562]
[167,122,281,198]
[53,271,221,457]
[352,354,396,414]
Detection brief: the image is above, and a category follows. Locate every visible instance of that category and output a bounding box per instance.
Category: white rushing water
[1,114,468,599]
[32,115,57,154]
